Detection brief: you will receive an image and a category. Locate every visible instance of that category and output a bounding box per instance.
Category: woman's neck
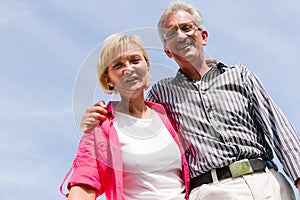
[115,95,152,119]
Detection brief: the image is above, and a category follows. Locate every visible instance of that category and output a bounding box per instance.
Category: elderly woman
[60,33,190,200]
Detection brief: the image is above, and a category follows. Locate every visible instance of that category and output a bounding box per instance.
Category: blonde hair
[157,1,204,43]
[97,33,151,94]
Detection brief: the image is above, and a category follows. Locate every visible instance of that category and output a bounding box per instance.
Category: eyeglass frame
[162,21,201,41]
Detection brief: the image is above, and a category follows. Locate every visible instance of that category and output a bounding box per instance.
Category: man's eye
[166,29,176,37]
[181,24,193,32]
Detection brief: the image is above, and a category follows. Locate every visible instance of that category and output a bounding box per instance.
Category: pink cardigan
[60,101,190,199]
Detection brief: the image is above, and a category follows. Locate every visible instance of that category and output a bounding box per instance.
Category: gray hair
[157,1,205,43]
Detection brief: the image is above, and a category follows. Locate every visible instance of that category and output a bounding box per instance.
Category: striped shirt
[146,59,300,183]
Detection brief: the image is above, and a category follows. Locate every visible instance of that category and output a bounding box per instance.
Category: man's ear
[163,42,173,58]
[201,30,208,46]
[164,49,173,58]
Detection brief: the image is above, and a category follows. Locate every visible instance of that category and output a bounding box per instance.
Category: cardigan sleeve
[67,129,104,196]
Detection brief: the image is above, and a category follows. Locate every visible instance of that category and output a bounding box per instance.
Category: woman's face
[106,45,150,96]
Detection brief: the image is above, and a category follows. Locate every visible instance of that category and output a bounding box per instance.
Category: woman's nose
[124,62,134,74]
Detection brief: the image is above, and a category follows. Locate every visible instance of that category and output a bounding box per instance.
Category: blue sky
[0,0,299,199]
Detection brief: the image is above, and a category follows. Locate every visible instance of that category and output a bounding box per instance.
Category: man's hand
[80,101,108,131]
[296,178,300,196]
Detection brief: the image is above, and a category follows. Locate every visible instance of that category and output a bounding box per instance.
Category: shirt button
[207,106,213,113]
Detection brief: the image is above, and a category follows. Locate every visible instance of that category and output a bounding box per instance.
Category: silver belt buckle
[229,159,253,177]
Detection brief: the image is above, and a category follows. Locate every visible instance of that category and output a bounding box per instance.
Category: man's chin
[174,52,197,64]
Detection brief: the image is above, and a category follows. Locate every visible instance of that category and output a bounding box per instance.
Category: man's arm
[244,66,300,193]
[297,178,300,195]
[80,101,108,131]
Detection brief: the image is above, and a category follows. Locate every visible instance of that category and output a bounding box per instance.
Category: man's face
[163,10,208,66]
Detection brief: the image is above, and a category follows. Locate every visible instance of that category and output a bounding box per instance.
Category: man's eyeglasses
[162,22,200,40]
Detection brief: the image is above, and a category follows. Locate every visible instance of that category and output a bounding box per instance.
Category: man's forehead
[164,10,194,28]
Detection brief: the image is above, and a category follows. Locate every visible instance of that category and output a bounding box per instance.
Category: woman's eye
[112,63,123,69]
[132,60,140,64]
[131,58,141,64]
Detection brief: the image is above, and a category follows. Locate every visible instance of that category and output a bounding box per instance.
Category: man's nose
[175,29,188,40]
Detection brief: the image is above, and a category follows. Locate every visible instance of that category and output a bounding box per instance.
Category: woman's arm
[68,185,97,200]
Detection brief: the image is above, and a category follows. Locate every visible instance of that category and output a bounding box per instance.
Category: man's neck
[179,61,209,81]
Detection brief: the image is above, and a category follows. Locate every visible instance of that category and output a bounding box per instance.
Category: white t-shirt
[113,110,185,200]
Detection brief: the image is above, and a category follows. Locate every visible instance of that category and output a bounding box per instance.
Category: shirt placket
[195,80,212,122]
[198,70,225,142]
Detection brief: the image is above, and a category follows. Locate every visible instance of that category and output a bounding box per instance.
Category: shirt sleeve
[67,129,104,196]
[245,66,300,183]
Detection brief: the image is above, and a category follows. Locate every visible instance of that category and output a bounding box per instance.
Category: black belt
[190,158,272,192]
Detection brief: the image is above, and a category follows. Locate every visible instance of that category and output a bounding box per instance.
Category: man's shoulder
[152,76,175,87]
[147,76,176,99]
[220,63,254,84]
[220,62,250,73]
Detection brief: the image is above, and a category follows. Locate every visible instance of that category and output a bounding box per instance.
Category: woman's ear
[147,60,150,71]
[104,73,113,88]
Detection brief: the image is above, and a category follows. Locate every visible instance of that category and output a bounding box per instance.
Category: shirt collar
[174,59,222,83]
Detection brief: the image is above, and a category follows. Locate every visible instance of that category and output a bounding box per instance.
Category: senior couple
[61,1,300,199]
